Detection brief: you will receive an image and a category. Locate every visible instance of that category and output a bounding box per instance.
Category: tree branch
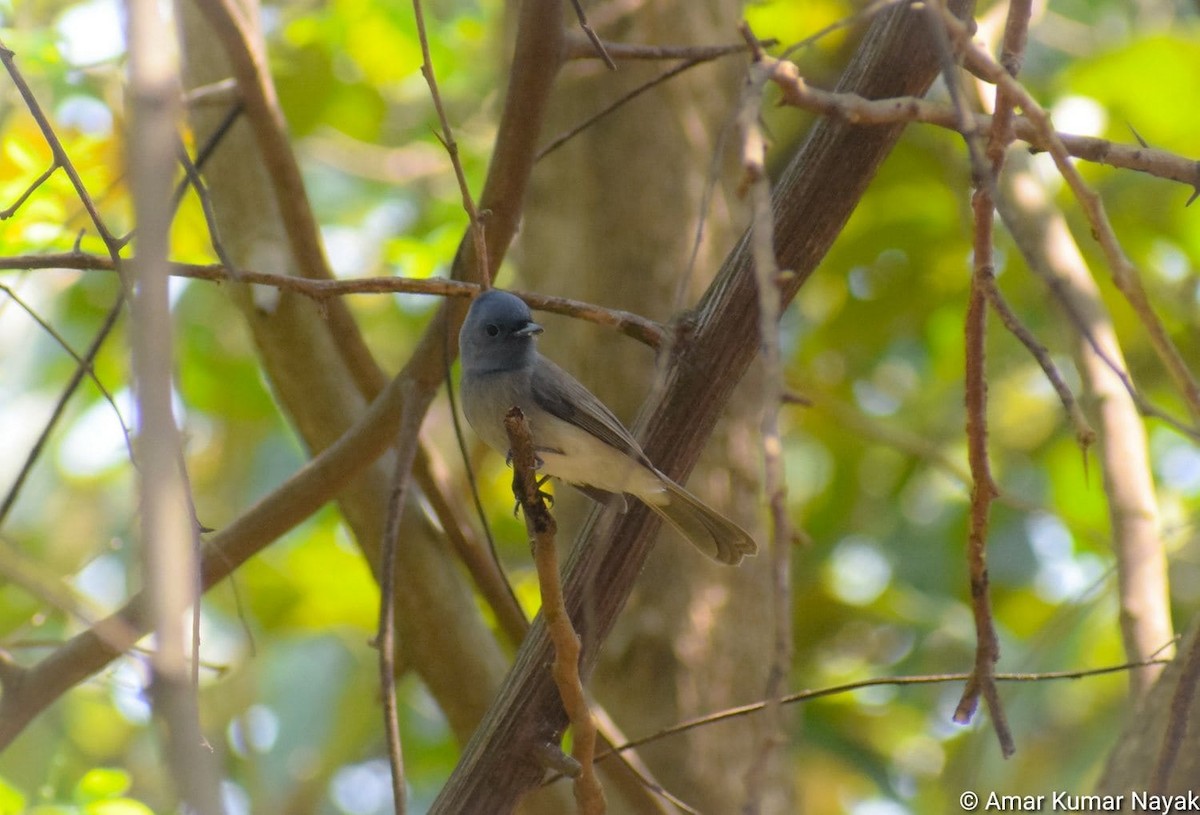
[736,25,794,812]
[0,0,569,761]
[996,156,1175,695]
[505,409,605,814]
[430,0,976,808]
[755,58,1200,193]
[0,255,666,347]
[127,0,224,809]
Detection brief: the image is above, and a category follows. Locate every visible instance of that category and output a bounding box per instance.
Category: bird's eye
[485,324,500,337]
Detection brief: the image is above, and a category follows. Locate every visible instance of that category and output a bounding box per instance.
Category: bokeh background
[1,0,1198,812]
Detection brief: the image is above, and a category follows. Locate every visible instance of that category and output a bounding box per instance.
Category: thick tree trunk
[1097,615,1200,801]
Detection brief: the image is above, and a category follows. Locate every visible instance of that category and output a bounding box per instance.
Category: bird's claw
[536,475,555,507]
[512,475,555,517]
[505,449,545,470]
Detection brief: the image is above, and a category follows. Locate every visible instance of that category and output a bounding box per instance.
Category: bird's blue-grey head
[459,289,543,374]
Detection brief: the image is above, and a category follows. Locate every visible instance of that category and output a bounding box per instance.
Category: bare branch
[0,160,59,220]
[505,408,605,814]
[568,0,615,70]
[598,659,1173,761]
[941,8,1200,421]
[997,157,1175,695]
[1,255,667,348]
[128,0,224,809]
[735,23,793,812]
[755,58,1200,193]
[412,0,489,288]
[431,0,976,807]
[375,398,426,815]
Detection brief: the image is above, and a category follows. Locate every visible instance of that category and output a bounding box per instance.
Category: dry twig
[736,24,794,811]
[0,39,128,531]
[596,659,1171,762]
[928,0,1014,756]
[0,255,668,348]
[504,408,605,815]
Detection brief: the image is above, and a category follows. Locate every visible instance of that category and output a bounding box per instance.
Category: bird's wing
[529,355,653,468]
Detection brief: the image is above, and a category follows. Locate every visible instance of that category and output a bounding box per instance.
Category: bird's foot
[512,475,554,516]
[505,449,546,470]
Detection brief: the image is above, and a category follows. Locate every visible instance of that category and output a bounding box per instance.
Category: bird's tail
[645,478,758,566]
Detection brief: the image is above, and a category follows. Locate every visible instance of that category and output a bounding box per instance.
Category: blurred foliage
[1,0,1198,813]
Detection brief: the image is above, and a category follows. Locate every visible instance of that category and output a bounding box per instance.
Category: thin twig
[0,283,134,461]
[0,38,129,531]
[538,57,718,161]
[922,0,1013,756]
[415,443,526,644]
[0,299,124,530]
[0,535,101,625]
[0,40,124,254]
[568,0,615,69]
[375,398,425,815]
[978,276,1095,448]
[412,0,489,288]
[563,37,760,62]
[0,160,59,220]
[595,659,1172,762]
[175,140,238,275]
[504,408,605,815]
[954,257,1012,754]
[941,7,1200,422]
[439,314,520,642]
[752,59,1200,193]
[1,256,668,348]
[736,24,793,811]
[780,0,904,59]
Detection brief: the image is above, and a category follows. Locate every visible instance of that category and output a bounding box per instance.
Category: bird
[458,288,758,566]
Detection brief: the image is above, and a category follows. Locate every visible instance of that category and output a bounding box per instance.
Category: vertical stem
[127,0,224,811]
[376,399,425,815]
[737,28,794,810]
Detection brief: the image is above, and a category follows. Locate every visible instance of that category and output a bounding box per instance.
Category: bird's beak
[515,321,543,337]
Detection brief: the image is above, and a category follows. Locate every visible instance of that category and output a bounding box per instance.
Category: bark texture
[431,0,975,810]
[520,3,780,812]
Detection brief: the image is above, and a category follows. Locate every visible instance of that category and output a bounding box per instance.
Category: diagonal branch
[430,0,976,808]
[757,60,1200,193]
[0,0,568,756]
[505,408,605,814]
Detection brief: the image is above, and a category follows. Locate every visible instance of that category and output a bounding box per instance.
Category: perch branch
[505,409,605,815]
[430,0,977,808]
